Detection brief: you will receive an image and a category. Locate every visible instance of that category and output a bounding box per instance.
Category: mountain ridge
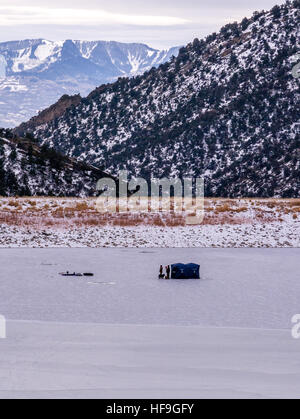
[21,1,299,198]
[0,39,179,78]
[0,129,114,197]
[15,94,82,136]
[0,39,180,128]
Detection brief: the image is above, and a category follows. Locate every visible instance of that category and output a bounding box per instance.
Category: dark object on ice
[60,272,83,277]
[165,265,171,280]
[159,265,165,279]
[171,264,200,280]
[60,272,94,277]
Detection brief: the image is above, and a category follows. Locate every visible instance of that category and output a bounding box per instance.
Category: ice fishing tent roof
[171,263,200,279]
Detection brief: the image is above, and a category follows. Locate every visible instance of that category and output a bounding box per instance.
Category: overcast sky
[0,0,286,49]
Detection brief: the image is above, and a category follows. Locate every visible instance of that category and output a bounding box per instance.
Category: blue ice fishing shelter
[171,263,200,279]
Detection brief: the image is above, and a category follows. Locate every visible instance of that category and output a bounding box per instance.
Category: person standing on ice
[165,265,171,280]
[159,265,164,279]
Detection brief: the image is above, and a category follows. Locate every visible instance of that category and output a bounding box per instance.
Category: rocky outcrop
[14,94,82,136]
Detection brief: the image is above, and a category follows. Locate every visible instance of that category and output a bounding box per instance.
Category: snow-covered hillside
[0,40,179,127]
[25,1,299,198]
[0,130,112,196]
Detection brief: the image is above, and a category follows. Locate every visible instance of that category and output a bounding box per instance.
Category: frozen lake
[0,248,299,398]
[0,248,299,329]
[1,321,300,399]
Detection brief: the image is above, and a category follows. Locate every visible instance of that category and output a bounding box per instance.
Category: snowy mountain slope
[0,129,112,197]
[0,40,179,127]
[0,39,178,79]
[15,94,82,136]
[24,1,299,198]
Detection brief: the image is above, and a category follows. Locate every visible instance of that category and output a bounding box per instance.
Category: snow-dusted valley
[0,248,299,398]
[0,40,179,127]
[0,197,299,247]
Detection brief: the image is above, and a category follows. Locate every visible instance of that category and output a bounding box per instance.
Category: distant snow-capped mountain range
[0,39,179,128]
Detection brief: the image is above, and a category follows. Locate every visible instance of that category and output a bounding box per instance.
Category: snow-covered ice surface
[0,248,300,399]
[1,322,300,399]
[1,248,299,328]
